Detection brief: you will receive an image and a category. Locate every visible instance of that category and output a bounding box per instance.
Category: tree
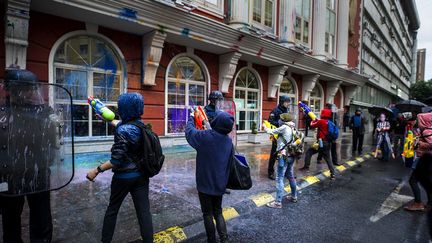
[410,80,432,102]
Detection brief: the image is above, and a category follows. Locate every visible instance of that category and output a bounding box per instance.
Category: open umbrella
[368,106,394,118]
[395,100,427,113]
[424,96,432,106]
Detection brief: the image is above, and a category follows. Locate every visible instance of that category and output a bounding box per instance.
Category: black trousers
[268,140,277,176]
[317,141,338,164]
[0,191,53,243]
[102,176,153,243]
[198,192,228,243]
[352,128,364,153]
[304,121,311,137]
[304,141,336,176]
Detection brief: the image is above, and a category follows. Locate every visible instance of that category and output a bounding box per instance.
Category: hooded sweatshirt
[416,113,432,157]
[185,111,234,196]
[311,109,332,141]
[111,93,145,179]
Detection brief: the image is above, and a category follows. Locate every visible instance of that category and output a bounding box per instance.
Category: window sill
[195,5,224,19]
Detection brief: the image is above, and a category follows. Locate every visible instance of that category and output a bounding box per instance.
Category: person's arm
[349,116,353,129]
[268,109,279,127]
[310,119,320,128]
[263,124,286,135]
[86,160,114,181]
[185,116,204,149]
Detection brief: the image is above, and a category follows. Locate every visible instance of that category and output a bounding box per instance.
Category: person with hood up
[204,90,224,123]
[349,108,367,155]
[404,112,432,212]
[185,111,234,243]
[86,93,154,243]
[300,109,336,180]
[267,95,291,180]
[263,113,299,209]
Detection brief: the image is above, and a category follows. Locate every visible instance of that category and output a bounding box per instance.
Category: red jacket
[311,119,329,141]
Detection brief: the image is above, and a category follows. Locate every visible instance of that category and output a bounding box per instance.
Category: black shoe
[317,160,323,164]
[330,174,336,180]
[268,174,276,180]
[224,189,231,194]
[299,167,310,172]
[333,162,341,166]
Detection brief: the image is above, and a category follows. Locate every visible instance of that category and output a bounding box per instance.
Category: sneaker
[286,196,298,203]
[404,202,425,211]
[267,201,282,209]
[299,166,310,172]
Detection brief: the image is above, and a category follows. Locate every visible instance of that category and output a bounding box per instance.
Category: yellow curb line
[346,161,357,167]
[154,226,187,243]
[223,207,240,221]
[303,175,320,185]
[250,193,275,207]
[336,165,347,172]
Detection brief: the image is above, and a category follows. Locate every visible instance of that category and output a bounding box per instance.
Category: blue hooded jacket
[111,93,145,179]
[185,111,234,196]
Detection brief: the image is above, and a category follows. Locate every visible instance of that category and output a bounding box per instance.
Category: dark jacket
[204,104,217,123]
[349,114,367,134]
[185,112,234,196]
[269,105,288,127]
[110,93,145,179]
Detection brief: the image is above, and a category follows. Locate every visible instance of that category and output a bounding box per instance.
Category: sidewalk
[0,133,375,242]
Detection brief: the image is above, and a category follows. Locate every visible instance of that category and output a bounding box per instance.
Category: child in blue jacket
[185,111,234,243]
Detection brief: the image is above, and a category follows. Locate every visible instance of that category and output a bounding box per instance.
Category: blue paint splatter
[181,28,190,37]
[119,8,137,20]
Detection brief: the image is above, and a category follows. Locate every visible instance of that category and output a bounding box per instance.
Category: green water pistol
[88,96,116,121]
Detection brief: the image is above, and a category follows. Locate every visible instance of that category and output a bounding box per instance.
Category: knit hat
[280,113,294,122]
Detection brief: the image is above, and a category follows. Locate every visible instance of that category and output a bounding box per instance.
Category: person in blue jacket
[86,93,153,243]
[185,111,234,243]
[204,90,224,123]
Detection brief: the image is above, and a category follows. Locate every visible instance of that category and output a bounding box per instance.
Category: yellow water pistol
[263,120,278,140]
[402,131,415,159]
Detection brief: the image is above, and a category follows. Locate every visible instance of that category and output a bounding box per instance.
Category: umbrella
[395,100,427,113]
[424,96,432,106]
[368,106,394,118]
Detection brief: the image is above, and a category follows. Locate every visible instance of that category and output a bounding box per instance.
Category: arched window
[309,84,323,115]
[166,56,206,134]
[234,68,261,131]
[279,77,297,112]
[52,35,124,137]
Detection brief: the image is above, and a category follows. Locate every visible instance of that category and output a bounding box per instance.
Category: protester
[343,105,350,133]
[204,90,224,123]
[86,93,153,243]
[404,112,432,212]
[392,114,406,158]
[263,113,299,208]
[300,109,336,180]
[0,69,58,243]
[303,101,313,137]
[317,103,340,166]
[267,95,290,180]
[374,113,395,161]
[349,108,367,155]
[185,111,234,243]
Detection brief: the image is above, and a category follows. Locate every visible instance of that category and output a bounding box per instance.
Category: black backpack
[127,121,165,177]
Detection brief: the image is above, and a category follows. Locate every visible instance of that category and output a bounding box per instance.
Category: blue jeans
[276,155,297,203]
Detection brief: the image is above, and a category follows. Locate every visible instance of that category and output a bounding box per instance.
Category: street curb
[150,152,374,242]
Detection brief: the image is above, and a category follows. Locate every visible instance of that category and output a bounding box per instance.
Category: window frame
[194,0,224,17]
[249,0,276,34]
[164,54,209,136]
[308,83,324,116]
[294,0,312,45]
[325,0,337,56]
[49,33,126,139]
[233,67,262,133]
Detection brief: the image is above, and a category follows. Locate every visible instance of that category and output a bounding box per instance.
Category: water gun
[88,97,115,121]
[263,120,278,140]
[192,106,211,130]
[298,101,317,121]
[402,130,415,159]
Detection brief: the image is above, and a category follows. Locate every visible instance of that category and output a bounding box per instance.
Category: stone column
[228,0,249,30]
[4,0,31,69]
[312,0,327,60]
[279,0,296,46]
[337,0,349,68]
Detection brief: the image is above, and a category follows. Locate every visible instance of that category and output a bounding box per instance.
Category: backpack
[128,121,165,177]
[288,128,305,156]
[326,120,339,141]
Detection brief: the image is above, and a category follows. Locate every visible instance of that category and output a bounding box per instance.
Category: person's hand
[188,107,195,118]
[86,169,99,182]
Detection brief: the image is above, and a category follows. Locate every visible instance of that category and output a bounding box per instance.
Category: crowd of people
[1,68,432,242]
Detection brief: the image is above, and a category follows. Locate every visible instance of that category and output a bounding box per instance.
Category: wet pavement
[0,132,375,242]
[191,153,430,243]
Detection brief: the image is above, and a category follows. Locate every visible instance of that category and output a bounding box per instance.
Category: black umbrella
[368,106,394,118]
[424,96,432,106]
[395,100,427,113]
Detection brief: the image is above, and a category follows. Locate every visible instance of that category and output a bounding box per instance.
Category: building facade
[416,48,426,82]
[0,0,418,152]
[349,0,420,108]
